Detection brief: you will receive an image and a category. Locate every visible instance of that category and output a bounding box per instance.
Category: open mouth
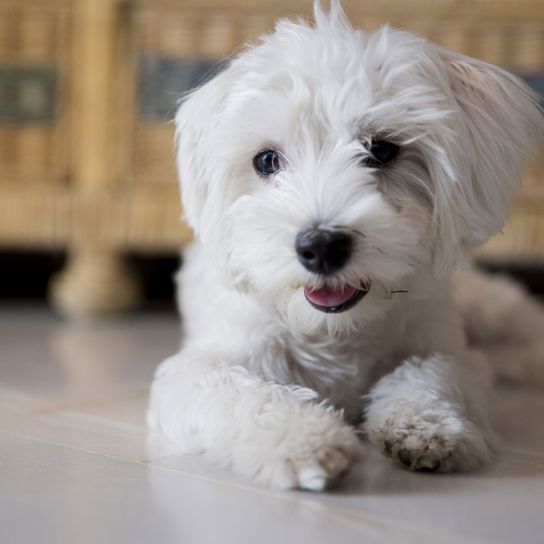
[303,281,371,314]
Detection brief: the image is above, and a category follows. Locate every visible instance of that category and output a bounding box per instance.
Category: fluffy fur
[148,2,544,490]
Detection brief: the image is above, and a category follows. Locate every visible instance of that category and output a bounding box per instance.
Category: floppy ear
[432,47,543,273]
[175,65,236,234]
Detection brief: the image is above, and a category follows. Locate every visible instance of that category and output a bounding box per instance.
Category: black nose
[295,228,352,275]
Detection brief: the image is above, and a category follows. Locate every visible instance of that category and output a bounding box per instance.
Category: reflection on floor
[1,307,543,544]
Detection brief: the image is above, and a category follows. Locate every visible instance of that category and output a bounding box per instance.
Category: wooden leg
[49,248,140,318]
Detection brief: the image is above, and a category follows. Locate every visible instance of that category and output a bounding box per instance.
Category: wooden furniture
[0,0,543,316]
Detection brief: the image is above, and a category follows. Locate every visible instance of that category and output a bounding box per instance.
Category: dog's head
[175,2,542,335]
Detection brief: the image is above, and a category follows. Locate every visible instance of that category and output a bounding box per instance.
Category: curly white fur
[148,1,544,490]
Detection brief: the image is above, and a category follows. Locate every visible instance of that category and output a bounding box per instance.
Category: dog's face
[176,5,541,336]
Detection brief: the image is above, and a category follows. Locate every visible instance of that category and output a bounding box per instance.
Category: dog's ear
[175,65,236,234]
[432,47,543,273]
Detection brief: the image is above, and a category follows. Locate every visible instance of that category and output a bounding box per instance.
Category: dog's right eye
[253,149,282,177]
[360,138,400,168]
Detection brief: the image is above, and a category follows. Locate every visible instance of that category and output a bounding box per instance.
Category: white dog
[148,2,544,490]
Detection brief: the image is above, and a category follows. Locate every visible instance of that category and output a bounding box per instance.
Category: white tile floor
[1,307,543,544]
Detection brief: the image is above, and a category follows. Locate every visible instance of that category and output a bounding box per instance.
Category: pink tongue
[304,285,357,307]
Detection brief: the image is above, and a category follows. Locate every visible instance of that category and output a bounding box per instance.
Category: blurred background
[1,0,543,317]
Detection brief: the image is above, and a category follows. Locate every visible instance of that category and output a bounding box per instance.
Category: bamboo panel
[0,3,69,78]
[14,127,54,180]
[479,198,544,263]
[0,185,191,252]
[136,9,205,57]
[522,157,544,196]
[515,24,544,73]
[18,9,57,61]
[135,0,544,22]
[200,13,239,58]
[0,129,17,171]
[0,9,18,59]
[240,15,275,46]
[131,124,178,186]
[135,7,278,58]
[0,1,71,187]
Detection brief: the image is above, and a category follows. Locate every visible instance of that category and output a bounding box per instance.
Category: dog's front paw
[367,411,490,472]
[249,417,363,491]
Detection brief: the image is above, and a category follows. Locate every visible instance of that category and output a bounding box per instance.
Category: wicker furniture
[0,0,542,316]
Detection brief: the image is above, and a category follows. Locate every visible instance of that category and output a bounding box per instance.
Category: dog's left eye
[362,140,400,167]
[253,149,282,176]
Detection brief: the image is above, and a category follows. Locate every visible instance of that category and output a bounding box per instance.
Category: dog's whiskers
[351,229,367,239]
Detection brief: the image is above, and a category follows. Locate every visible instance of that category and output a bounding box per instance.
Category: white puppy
[148,2,543,490]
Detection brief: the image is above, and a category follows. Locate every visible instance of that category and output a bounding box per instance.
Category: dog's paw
[368,411,490,473]
[251,420,364,491]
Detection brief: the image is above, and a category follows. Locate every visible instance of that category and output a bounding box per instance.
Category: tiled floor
[1,307,544,544]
